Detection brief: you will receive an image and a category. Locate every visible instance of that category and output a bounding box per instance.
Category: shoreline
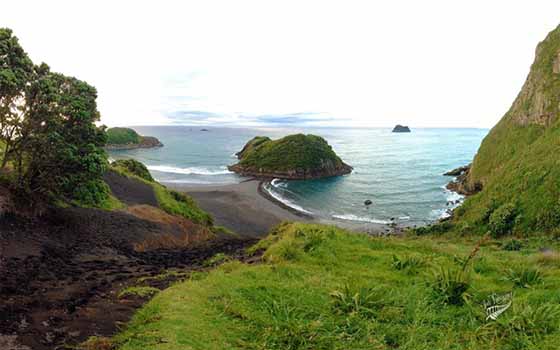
[163,179,400,237]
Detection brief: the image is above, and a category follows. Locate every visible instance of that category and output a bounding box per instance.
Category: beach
[165,180,395,237]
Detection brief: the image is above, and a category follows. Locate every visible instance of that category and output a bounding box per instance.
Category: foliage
[106,127,141,145]
[153,184,213,226]
[455,25,560,234]
[235,134,346,172]
[203,253,230,267]
[489,203,517,237]
[0,28,109,207]
[391,254,426,273]
[411,221,454,235]
[506,267,543,288]
[113,223,560,349]
[503,239,523,251]
[112,159,154,182]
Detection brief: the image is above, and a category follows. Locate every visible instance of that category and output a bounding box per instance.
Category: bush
[489,203,517,237]
[112,159,154,182]
[502,239,523,251]
[505,266,543,288]
[412,221,454,235]
[429,267,471,305]
[330,284,384,318]
[391,254,425,273]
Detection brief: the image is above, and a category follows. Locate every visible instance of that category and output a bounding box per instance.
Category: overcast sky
[2,1,559,128]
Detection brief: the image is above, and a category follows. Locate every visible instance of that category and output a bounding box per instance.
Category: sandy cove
[165,179,396,237]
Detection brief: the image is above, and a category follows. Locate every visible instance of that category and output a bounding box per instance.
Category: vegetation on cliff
[229,134,352,179]
[109,223,560,349]
[450,24,560,235]
[106,127,162,149]
[0,28,109,207]
[110,159,213,226]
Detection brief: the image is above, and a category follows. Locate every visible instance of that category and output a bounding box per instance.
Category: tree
[0,28,34,169]
[0,28,109,206]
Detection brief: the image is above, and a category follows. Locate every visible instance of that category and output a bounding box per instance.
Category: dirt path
[0,208,259,350]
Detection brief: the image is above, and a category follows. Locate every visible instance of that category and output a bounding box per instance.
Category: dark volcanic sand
[0,174,260,349]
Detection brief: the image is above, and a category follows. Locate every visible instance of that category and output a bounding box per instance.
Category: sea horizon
[108,125,489,227]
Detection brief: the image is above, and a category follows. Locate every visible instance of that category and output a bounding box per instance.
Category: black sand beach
[166,180,394,236]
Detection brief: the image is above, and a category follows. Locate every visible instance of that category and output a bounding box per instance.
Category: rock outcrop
[229,134,353,180]
[392,125,411,133]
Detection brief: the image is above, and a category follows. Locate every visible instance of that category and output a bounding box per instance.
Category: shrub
[505,266,543,288]
[489,203,517,237]
[502,239,523,251]
[412,221,454,235]
[391,254,425,273]
[429,267,471,305]
[112,159,154,182]
[330,284,384,318]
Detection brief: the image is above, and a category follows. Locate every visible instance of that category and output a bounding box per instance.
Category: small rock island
[228,134,353,180]
[392,124,411,133]
[105,127,163,150]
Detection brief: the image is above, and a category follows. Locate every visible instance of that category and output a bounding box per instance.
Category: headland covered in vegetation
[1,23,560,350]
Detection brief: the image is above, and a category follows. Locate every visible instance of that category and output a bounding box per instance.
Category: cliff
[453,24,560,234]
[228,134,353,180]
[105,127,163,150]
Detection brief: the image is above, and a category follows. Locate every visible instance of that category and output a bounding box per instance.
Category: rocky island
[392,124,411,132]
[105,127,163,150]
[228,134,353,179]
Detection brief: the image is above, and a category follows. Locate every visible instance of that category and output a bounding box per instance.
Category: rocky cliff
[453,24,560,234]
[228,134,353,180]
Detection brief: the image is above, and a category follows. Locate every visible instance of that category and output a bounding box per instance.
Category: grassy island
[228,134,352,180]
[106,127,163,150]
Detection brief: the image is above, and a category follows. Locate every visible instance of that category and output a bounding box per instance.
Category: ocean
[108,126,488,227]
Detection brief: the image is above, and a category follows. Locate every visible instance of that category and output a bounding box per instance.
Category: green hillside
[104,223,560,350]
[452,25,560,235]
[106,127,141,145]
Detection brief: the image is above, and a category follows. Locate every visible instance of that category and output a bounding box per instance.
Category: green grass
[113,223,560,349]
[152,183,213,226]
[112,159,154,182]
[106,127,141,145]
[108,162,213,226]
[119,286,161,299]
[235,134,347,172]
[454,24,560,234]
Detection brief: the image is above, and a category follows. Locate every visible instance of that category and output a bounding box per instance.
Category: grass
[112,223,560,349]
[119,286,161,299]
[109,163,213,226]
[453,24,560,235]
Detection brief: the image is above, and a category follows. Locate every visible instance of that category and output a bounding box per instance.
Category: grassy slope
[110,164,213,226]
[113,223,560,350]
[107,127,141,145]
[237,134,345,171]
[454,25,560,234]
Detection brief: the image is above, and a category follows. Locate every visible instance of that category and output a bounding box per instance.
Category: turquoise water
[109,126,488,226]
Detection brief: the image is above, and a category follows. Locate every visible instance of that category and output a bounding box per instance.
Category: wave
[147,165,232,176]
[263,185,313,215]
[332,214,390,225]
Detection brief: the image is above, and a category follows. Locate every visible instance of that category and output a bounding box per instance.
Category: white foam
[263,185,313,215]
[332,214,390,225]
[148,165,232,176]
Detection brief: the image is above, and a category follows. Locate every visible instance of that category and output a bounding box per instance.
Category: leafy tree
[0,28,109,206]
[0,28,34,169]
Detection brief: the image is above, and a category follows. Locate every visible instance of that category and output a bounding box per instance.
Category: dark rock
[444,164,471,176]
[200,129,209,131]
[364,200,372,206]
[392,125,411,133]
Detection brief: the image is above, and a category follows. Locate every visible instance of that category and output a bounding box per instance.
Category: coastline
[164,179,398,237]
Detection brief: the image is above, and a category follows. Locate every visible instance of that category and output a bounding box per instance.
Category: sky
[1,1,560,128]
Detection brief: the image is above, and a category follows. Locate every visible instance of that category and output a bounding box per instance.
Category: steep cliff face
[455,25,560,233]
